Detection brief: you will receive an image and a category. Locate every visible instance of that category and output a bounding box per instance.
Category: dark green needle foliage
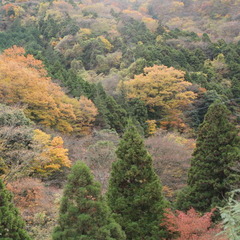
[177,100,240,212]
[0,179,31,240]
[107,125,168,240]
[52,161,126,240]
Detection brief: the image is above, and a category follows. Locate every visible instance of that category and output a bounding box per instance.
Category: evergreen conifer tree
[177,101,240,212]
[107,125,168,240]
[52,161,126,240]
[0,179,31,240]
[91,83,127,133]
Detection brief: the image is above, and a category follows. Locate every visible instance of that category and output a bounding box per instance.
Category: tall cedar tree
[177,101,240,212]
[0,179,31,240]
[107,125,168,240]
[52,161,126,240]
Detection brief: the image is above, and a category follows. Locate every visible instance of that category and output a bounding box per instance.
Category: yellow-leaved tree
[98,36,114,52]
[146,120,157,136]
[123,65,197,131]
[72,96,98,136]
[0,46,97,135]
[32,129,71,175]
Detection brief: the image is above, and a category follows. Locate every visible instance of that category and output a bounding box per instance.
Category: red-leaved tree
[163,208,227,240]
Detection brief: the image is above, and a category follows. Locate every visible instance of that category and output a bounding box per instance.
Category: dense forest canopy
[0,0,240,239]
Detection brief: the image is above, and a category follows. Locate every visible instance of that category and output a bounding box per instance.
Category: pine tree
[52,161,126,240]
[177,101,240,212]
[91,83,127,133]
[105,96,127,134]
[107,125,168,240]
[0,179,31,240]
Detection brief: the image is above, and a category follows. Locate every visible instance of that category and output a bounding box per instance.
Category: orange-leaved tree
[67,96,98,136]
[0,46,97,134]
[32,129,71,175]
[162,208,227,240]
[123,65,197,131]
[2,3,24,19]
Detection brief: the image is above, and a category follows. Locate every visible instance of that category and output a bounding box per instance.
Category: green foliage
[63,71,94,98]
[53,161,126,240]
[92,83,127,134]
[231,77,240,101]
[0,104,71,182]
[1,1,240,239]
[177,101,240,212]
[0,22,43,53]
[202,33,211,43]
[104,96,127,134]
[219,190,240,240]
[175,186,193,212]
[0,179,31,240]
[131,43,206,72]
[186,90,224,129]
[0,0,239,134]
[107,125,168,239]
[120,18,155,45]
[127,98,148,135]
[38,15,79,40]
[81,38,107,70]
[0,105,35,181]
[0,104,32,127]
[34,45,127,134]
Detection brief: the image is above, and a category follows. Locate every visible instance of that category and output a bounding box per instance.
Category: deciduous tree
[0,104,71,181]
[163,208,226,240]
[123,65,196,130]
[72,96,98,136]
[32,129,71,175]
[0,46,97,134]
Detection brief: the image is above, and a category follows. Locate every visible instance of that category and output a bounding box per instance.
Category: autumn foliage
[32,129,71,175]
[124,65,196,109]
[0,104,72,181]
[0,46,97,135]
[163,208,227,240]
[71,96,98,136]
[124,65,197,130]
[2,3,24,19]
[7,177,60,239]
[0,179,31,240]
[8,178,48,213]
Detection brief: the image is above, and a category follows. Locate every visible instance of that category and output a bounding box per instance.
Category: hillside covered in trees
[0,0,240,239]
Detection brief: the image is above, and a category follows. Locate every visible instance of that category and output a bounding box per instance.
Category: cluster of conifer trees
[1,101,239,239]
[0,0,240,239]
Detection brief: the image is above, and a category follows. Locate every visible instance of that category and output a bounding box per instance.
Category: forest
[0,0,240,239]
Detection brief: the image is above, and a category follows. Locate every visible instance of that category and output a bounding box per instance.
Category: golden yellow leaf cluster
[32,129,71,174]
[0,46,98,135]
